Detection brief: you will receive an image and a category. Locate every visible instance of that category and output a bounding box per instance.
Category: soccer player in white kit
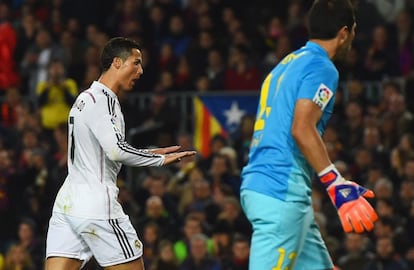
[45,37,196,270]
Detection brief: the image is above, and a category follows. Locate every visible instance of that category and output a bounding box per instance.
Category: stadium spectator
[3,244,35,270]
[14,218,44,270]
[205,48,226,91]
[136,196,177,242]
[173,213,214,263]
[2,0,414,269]
[221,233,250,270]
[150,239,179,270]
[0,3,19,91]
[365,236,409,270]
[224,44,260,91]
[36,58,78,131]
[162,14,191,58]
[336,233,374,270]
[142,222,161,269]
[20,28,65,99]
[179,233,221,270]
[0,87,22,129]
[364,24,399,80]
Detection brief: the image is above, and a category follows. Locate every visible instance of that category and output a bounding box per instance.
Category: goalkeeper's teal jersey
[241,41,338,203]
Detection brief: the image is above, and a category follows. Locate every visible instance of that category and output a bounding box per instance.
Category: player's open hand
[150,145,181,154]
[149,145,196,164]
[163,150,197,165]
[319,165,378,233]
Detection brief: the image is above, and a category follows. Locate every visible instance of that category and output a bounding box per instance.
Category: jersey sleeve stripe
[84,91,96,103]
[107,96,112,115]
[117,141,163,159]
[102,90,113,115]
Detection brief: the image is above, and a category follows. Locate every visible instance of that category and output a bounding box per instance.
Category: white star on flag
[224,101,246,126]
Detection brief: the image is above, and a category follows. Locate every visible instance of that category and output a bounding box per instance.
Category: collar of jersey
[305,41,329,58]
[91,81,117,98]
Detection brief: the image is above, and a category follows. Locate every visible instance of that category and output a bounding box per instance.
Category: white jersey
[52,81,165,219]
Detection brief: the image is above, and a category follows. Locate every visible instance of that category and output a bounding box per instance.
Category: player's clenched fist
[318,164,378,233]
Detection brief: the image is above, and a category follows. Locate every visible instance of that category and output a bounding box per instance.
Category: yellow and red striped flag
[193,96,227,158]
[193,94,259,158]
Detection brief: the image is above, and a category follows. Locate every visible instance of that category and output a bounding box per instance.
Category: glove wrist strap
[318,164,345,188]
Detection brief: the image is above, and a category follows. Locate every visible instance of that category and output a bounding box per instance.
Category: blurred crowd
[1,0,414,269]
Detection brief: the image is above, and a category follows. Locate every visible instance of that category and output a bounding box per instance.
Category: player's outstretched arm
[150,145,197,165]
[292,99,378,233]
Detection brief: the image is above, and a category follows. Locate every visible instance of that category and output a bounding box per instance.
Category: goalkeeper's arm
[292,99,378,233]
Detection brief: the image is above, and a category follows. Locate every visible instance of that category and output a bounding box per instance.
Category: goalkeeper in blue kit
[240,0,378,269]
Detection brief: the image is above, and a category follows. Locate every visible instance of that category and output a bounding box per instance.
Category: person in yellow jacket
[0,252,4,270]
[36,58,78,130]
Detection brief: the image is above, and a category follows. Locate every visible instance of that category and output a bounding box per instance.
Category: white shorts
[46,212,143,267]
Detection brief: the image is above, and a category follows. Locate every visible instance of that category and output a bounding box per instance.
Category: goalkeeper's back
[241,41,339,203]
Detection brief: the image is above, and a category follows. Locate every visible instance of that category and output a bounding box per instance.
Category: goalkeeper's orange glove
[318,164,378,233]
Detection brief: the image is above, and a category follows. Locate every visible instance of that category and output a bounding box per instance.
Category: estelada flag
[193,95,258,158]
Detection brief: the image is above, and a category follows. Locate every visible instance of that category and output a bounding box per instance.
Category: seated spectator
[150,239,179,270]
[180,233,221,270]
[142,222,161,269]
[224,45,261,91]
[211,220,233,263]
[232,115,254,169]
[261,33,292,74]
[406,201,414,250]
[387,93,414,137]
[35,58,78,132]
[364,24,399,80]
[199,134,228,171]
[182,179,220,228]
[147,173,179,223]
[173,213,214,263]
[215,196,251,237]
[397,180,414,217]
[0,87,22,130]
[3,244,35,270]
[14,218,44,270]
[0,3,19,91]
[405,246,414,270]
[365,236,409,270]
[205,48,226,91]
[194,75,210,92]
[161,14,191,58]
[373,178,394,201]
[20,28,65,98]
[336,233,374,270]
[135,89,179,147]
[158,42,178,72]
[136,196,177,241]
[221,234,250,270]
[207,153,240,198]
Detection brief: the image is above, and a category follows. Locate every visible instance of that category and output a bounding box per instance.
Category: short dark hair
[308,0,355,40]
[100,37,141,71]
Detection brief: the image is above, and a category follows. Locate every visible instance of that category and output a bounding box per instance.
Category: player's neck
[97,73,120,96]
[309,39,337,60]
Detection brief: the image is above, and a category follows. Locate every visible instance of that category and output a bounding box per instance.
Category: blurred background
[0,0,414,269]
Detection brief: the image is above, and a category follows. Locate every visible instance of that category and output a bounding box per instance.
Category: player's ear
[337,26,349,44]
[112,57,122,69]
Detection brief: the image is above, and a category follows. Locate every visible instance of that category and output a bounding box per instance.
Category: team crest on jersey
[111,117,121,133]
[74,99,85,111]
[312,84,333,110]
